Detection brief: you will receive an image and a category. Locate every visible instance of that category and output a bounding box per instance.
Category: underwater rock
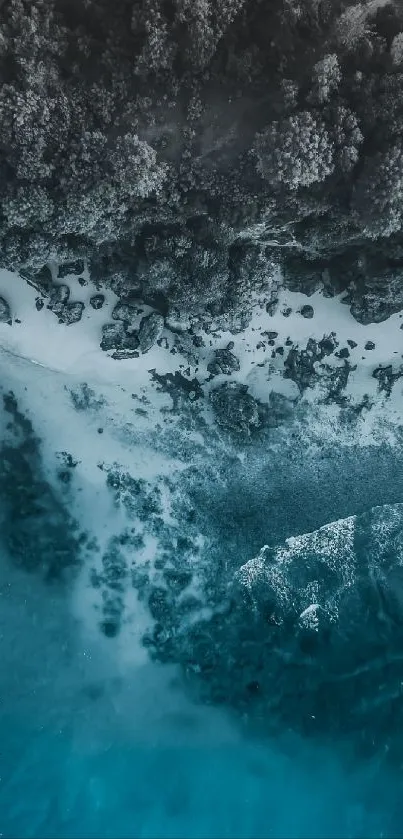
[210,383,264,435]
[372,365,403,396]
[0,392,80,580]
[284,335,338,392]
[150,370,204,409]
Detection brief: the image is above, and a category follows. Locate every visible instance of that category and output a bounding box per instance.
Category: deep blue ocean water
[1,563,403,839]
[1,703,403,838]
[1,705,403,838]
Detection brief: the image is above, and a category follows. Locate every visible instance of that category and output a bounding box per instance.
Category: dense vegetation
[1,0,403,323]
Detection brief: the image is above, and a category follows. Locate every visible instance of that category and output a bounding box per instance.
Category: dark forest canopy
[1,0,403,324]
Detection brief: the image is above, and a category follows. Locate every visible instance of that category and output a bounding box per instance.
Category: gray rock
[163,567,193,593]
[47,284,70,316]
[112,302,137,325]
[165,309,192,333]
[323,360,354,406]
[100,321,140,354]
[172,331,199,364]
[98,540,128,638]
[218,308,252,334]
[266,299,279,315]
[138,311,164,353]
[318,335,338,355]
[50,284,70,304]
[90,294,105,310]
[300,304,314,319]
[207,348,241,376]
[47,285,84,324]
[69,383,105,411]
[121,330,140,352]
[100,321,126,351]
[111,348,140,360]
[62,302,84,325]
[348,273,403,324]
[0,296,11,323]
[148,587,174,623]
[37,265,53,289]
[0,394,79,579]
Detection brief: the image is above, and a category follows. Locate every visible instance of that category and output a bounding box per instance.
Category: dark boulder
[138,312,164,353]
[90,294,105,310]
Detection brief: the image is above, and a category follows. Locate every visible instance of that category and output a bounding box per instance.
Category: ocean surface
[0,576,402,839]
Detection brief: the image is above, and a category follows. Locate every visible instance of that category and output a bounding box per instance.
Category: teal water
[2,437,403,839]
[0,564,402,839]
[2,734,402,838]
[1,704,403,838]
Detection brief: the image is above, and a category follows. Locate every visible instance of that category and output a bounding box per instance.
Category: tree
[253,111,334,190]
[310,54,341,105]
[391,33,403,66]
[0,71,71,181]
[1,185,54,228]
[332,105,363,173]
[109,134,168,200]
[132,0,175,74]
[352,142,403,238]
